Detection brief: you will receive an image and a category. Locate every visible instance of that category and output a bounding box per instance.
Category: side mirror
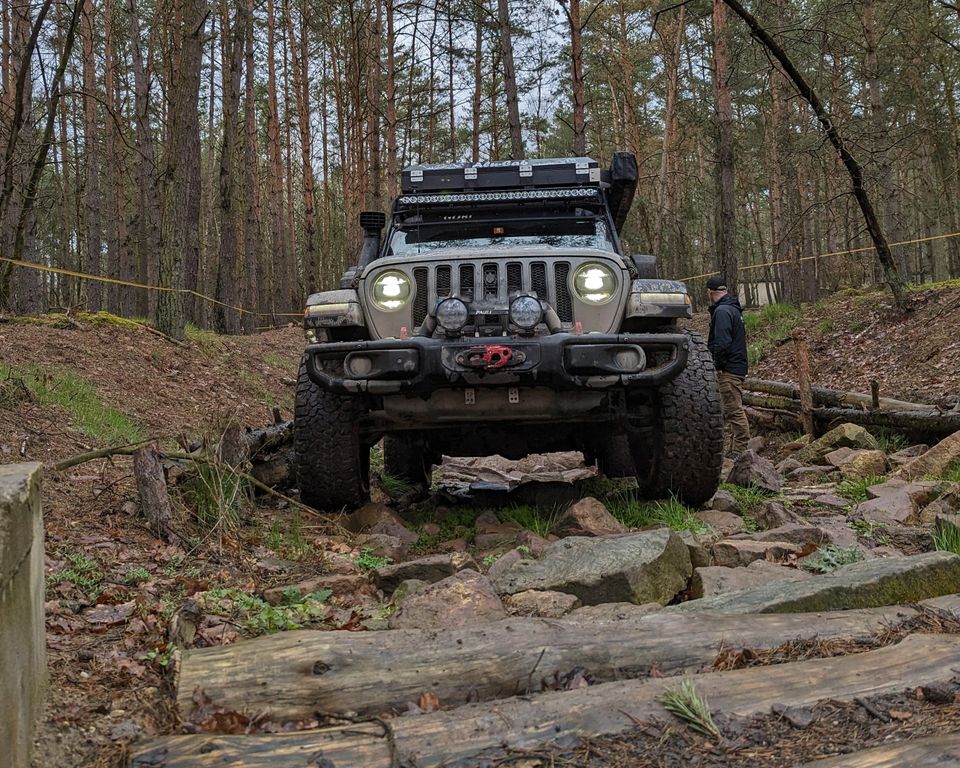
[359,211,386,235]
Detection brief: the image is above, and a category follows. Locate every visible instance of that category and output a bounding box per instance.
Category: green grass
[354,547,391,572]
[264,353,288,368]
[742,303,802,366]
[800,545,864,574]
[607,494,707,534]
[499,504,565,538]
[816,319,835,334]
[201,587,332,635]
[938,461,960,484]
[659,676,721,740]
[267,513,312,561]
[48,550,104,598]
[836,475,886,503]
[848,518,891,546]
[934,520,960,555]
[381,473,416,499]
[122,566,152,585]
[184,323,221,355]
[179,460,248,539]
[718,483,776,516]
[871,428,908,454]
[0,363,145,444]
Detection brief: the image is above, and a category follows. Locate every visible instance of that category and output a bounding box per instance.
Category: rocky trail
[2,287,960,767]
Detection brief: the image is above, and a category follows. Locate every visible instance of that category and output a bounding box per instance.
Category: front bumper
[305,332,689,395]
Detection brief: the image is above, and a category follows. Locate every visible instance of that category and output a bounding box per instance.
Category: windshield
[388,215,615,256]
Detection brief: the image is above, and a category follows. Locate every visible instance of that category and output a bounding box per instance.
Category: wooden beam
[744,378,938,413]
[177,605,925,721]
[802,732,960,767]
[133,634,960,768]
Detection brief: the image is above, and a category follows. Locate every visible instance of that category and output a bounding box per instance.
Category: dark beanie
[706,276,727,291]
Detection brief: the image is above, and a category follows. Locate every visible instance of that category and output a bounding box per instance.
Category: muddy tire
[383,435,432,492]
[294,356,370,511]
[639,330,724,506]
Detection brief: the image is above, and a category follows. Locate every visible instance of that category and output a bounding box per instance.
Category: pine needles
[658,676,722,741]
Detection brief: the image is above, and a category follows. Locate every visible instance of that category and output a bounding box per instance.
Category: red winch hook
[481,345,513,370]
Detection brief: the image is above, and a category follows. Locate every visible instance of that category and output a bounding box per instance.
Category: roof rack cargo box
[401,157,602,194]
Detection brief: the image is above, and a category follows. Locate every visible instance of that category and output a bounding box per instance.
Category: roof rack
[400,157,603,194]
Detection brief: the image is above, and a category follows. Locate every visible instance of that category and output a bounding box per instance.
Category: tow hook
[456,344,525,371]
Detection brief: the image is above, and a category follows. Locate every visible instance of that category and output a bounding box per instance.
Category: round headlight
[572,263,618,305]
[509,295,543,330]
[435,297,469,331]
[371,270,412,311]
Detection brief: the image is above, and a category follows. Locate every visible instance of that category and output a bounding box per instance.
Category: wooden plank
[802,732,960,767]
[133,634,960,768]
[175,605,921,721]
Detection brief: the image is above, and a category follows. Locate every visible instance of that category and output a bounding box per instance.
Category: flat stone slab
[669,551,960,614]
[374,552,478,594]
[489,530,691,606]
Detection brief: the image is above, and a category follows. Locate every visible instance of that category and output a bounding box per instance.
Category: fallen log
[802,733,960,767]
[175,604,932,722]
[244,421,292,457]
[132,633,960,768]
[743,398,960,435]
[744,378,938,413]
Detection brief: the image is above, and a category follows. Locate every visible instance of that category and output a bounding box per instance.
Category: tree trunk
[265,0,290,315]
[241,0,262,332]
[567,0,586,156]
[712,0,736,288]
[385,0,398,196]
[80,0,102,311]
[496,0,523,159]
[471,5,482,162]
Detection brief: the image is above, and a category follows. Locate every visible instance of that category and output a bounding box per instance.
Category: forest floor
[1,281,958,767]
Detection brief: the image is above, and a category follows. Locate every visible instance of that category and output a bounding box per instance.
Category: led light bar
[397,187,600,206]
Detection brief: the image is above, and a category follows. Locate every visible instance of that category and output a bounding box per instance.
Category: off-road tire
[294,356,370,510]
[640,330,723,506]
[383,435,433,493]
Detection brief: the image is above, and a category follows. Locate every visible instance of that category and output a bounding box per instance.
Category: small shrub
[481,554,499,567]
[659,676,721,740]
[836,475,885,504]
[800,545,864,574]
[871,428,908,454]
[200,587,332,635]
[123,567,152,585]
[355,548,390,572]
[939,461,960,484]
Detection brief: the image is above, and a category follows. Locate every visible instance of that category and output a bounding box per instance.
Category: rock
[783,434,813,451]
[669,551,960,614]
[727,450,781,493]
[814,494,854,510]
[420,522,441,537]
[858,478,939,525]
[438,538,468,553]
[772,703,816,729]
[691,561,810,599]
[391,579,429,604]
[374,552,478,594]
[776,458,803,476]
[516,530,551,558]
[795,424,880,465]
[559,497,627,536]
[473,511,502,533]
[344,503,418,546]
[320,552,364,575]
[838,450,888,481]
[895,430,960,481]
[679,531,712,568]
[712,539,804,567]
[488,530,692,606]
[746,524,831,547]
[710,490,740,514]
[263,573,375,606]
[474,531,518,549]
[787,466,836,482]
[888,444,929,467]
[814,517,861,549]
[695,509,745,537]
[919,681,959,704]
[388,570,507,630]
[353,533,408,562]
[919,486,960,526]
[824,447,857,468]
[563,602,662,622]
[747,436,766,452]
[503,590,581,618]
[755,501,802,530]
[869,546,904,558]
[486,549,523,583]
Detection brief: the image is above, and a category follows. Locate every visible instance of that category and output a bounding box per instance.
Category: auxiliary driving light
[572,263,617,304]
[435,297,470,332]
[509,295,543,330]
[371,270,412,311]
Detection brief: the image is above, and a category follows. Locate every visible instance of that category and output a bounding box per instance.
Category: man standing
[706,276,751,457]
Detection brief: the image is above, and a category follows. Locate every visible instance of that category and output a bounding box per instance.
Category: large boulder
[726,450,781,493]
[558,497,627,537]
[388,570,507,629]
[795,424,879,465]
[691,561,811,599]
[669,551,960,614]
[895,430,960,481]
[488,530,692,606]
[838,450,889,481]
[374,552,478,594]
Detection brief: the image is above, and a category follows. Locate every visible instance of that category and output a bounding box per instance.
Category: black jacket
[708,294,748,376]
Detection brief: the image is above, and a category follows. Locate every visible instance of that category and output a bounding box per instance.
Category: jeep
[296,153,723,510]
